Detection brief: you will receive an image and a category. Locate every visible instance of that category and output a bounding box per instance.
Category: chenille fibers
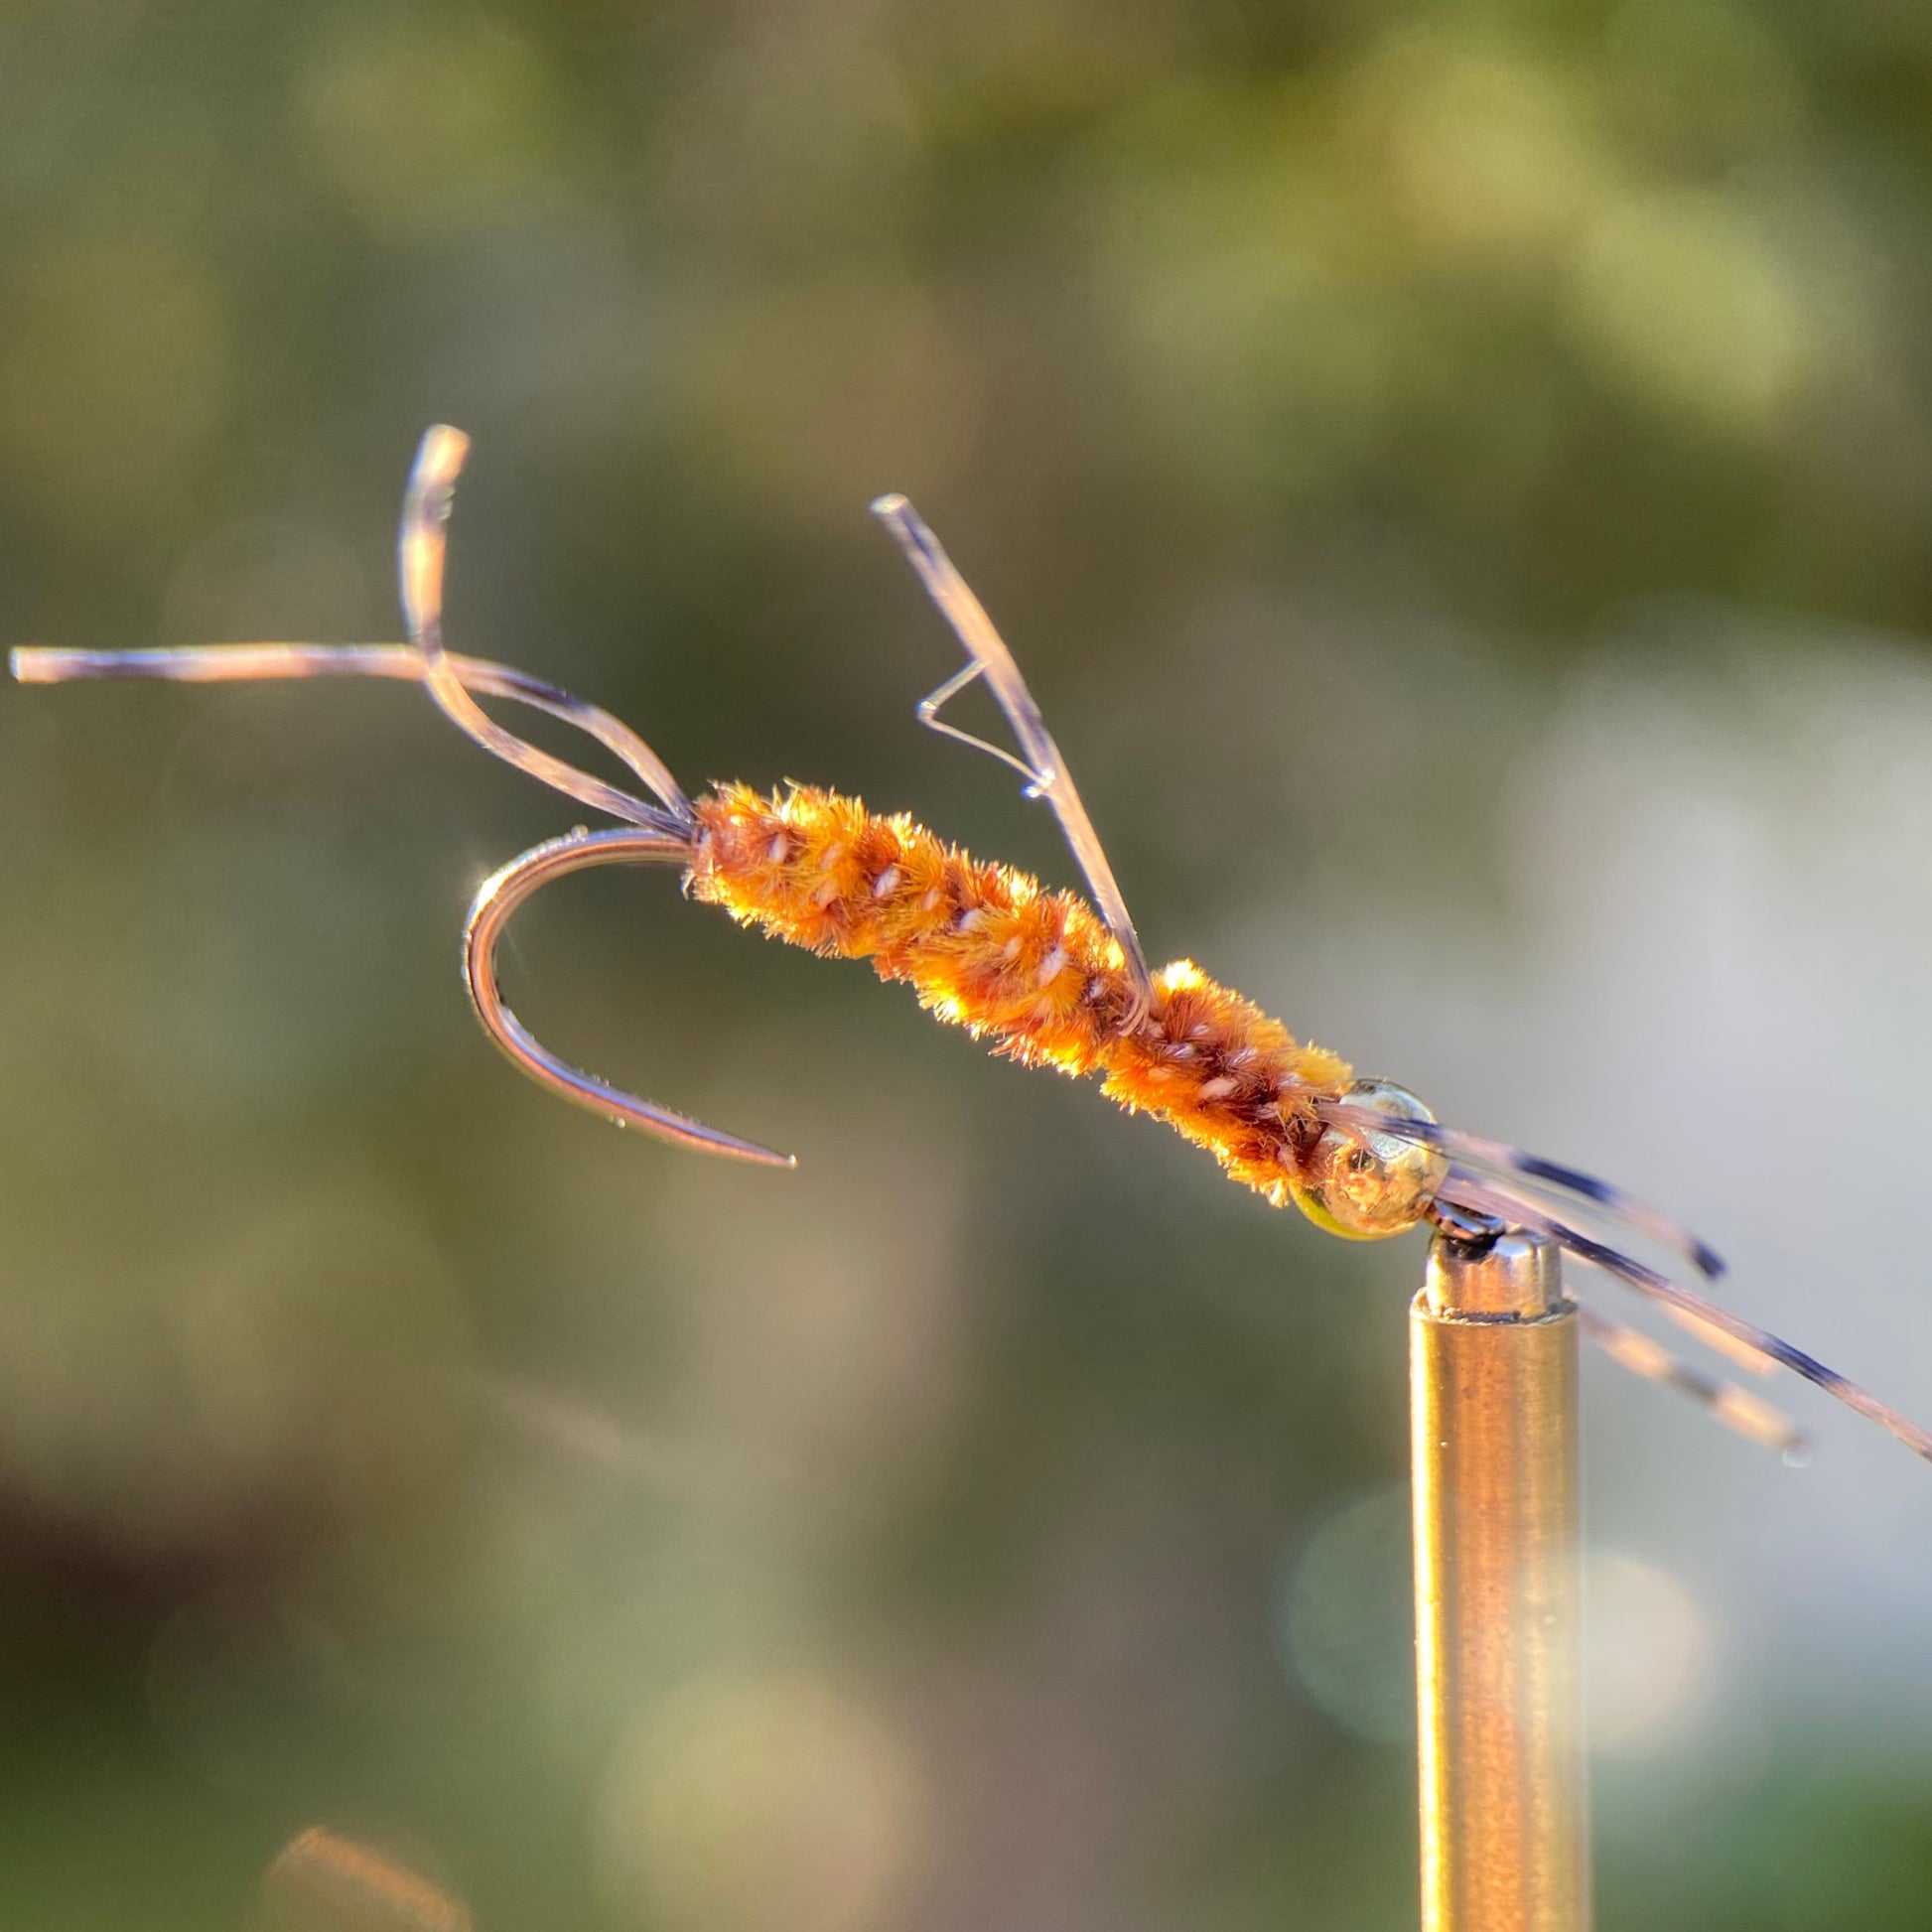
[688,783,1353,1202]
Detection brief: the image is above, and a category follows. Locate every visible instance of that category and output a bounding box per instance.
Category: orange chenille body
[689,781,1354,1201]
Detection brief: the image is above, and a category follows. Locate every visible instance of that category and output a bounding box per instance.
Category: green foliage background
[6,2,1932,1926]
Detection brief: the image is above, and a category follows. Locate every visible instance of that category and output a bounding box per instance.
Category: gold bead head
[1289,1077,1449,1240]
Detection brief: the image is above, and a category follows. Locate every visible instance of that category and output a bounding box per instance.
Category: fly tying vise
[15,427,1932,1468]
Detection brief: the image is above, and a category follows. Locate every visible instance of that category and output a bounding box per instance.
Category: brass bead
[1290,1077,1449,1240]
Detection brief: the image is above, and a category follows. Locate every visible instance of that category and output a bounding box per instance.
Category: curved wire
[1576,1307,1805,1459]
[11,642,692,836]
[1437,1168,1932,1464]
[871,493,1154,1019]
[19,431,764,1164]
[465,827,796,1167]
[1423,1193,1798,1449]
[397,425,695,831]
[408,432,788,1161]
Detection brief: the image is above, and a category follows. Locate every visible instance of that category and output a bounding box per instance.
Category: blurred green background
[7,1,1932,1926]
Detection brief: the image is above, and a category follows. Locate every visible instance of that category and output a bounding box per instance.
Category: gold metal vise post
[1411,1223,1588,1932]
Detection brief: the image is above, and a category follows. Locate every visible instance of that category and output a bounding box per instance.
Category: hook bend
[464,827,797,1168]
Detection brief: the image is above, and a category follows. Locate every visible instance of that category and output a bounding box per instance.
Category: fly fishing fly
[17,427,1928,1466]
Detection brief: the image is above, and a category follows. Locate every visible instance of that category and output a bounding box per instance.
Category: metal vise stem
[1411,1226,1589,1932]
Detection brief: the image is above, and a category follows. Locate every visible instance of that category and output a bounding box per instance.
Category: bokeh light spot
[676,281,977,523]
[259,1826,473,1932]
[1278,1479,1415,1744]
[598,1671,928,1932]
[1353,33,1611,257]
[294,17,563,239]
[1564,192,1813,437]
[0,230,230,537]
[1584,1550,1714,1755]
